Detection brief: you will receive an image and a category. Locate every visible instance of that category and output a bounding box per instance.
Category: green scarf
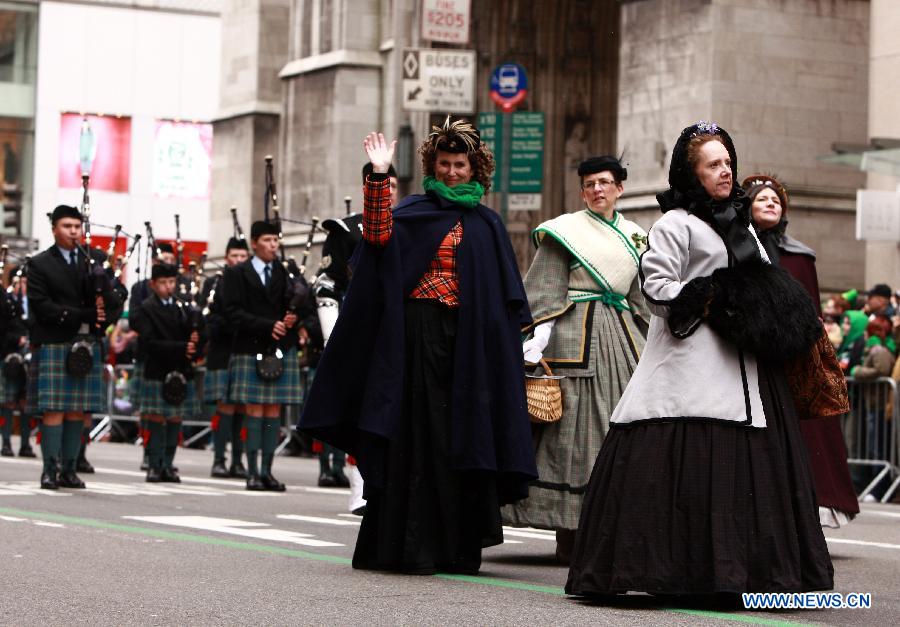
[423,176,484,209]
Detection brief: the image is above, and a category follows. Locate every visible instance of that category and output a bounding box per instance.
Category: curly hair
[417,117,496,191]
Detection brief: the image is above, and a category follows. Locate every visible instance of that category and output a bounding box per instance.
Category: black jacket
[131,294,205,381]
[200,273,232,370]
[222,258,297,355]
[28,246,124,345]
[0,292,25,356]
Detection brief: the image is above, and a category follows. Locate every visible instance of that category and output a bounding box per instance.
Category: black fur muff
[705,261,822,362]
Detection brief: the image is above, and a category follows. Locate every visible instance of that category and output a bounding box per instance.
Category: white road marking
[865,510,900,519]
[0,483,71,497]
[0,515,26,521]
[502,530,556,541]
[278,514,361,526]
[826,537,900,551]
[33,521,65,528]
[122,516,344,547]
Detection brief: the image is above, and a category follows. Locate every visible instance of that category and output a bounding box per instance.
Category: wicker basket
[525,359,563,424]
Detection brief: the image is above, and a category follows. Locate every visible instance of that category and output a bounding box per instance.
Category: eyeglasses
[582,178,616,190]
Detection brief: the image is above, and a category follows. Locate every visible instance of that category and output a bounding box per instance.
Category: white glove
[317,297,340,344]
[522,320,555,364]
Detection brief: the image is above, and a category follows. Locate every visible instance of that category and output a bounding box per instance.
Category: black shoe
[211,461,230,478]
[140,457,149,471]
[332,471,351,488]
[161,467,181,483]
[76,457,95,474]
[229,461,248,479]
[57,471,86,489]
[351,505,366,516]
[40,471,59,490]
[146,467,163,483]
[18,446,36,458]
[261,473,286,492]
[317,473,338,487]
[246,475,266,491]
[1,442,13,457]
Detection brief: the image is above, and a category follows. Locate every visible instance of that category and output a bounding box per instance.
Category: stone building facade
[211,0,875,292]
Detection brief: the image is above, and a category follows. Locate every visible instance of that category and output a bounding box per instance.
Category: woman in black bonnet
[566,122,834,600]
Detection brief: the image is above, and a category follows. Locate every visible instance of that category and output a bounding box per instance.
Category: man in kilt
[131,240,179,470]
[0,278,28,457]
[222,221,301,491]
[28,205,123,489]
[204,236,249,478]
[131,263,204,482]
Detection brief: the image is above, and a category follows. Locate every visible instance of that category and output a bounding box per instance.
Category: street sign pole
[500,112,511,223]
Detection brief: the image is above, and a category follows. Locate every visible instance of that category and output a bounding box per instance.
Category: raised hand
[363,132,397,175]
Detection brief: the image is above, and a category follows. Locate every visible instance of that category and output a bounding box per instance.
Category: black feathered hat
[157,242,175,255]
[362,162,397,185]
[577,156,627,183]
[50,204,83,225]
[151,263,178,280]
[251,220,279,239]
[226,237,249,252]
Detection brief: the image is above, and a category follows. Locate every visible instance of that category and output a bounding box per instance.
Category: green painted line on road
[0,506,809,626]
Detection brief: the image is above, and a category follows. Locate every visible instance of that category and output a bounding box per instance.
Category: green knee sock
[232,413,245,460]
[331,446,345,476]
[147,421,165,470]
[40,423,63,474]
[261,417,280,475]
[61,420,83,472]
[212,412,232,464]
[20,416,33,447]
[0,408,12,445]
[165,422,181,469]
[245,417,262,476]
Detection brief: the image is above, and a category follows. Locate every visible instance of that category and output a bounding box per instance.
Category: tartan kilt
[0,361,27,404]
[203,367,229,404]
[138,377,201,419]
[34,342,106,413]
[227,348,301,405]
[130,362,144,407]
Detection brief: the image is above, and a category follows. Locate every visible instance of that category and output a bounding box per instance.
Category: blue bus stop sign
[490,63,528,112]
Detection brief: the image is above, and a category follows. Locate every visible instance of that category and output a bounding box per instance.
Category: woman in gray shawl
[502,156,649,563]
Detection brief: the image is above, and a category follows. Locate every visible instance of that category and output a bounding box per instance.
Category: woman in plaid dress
[502,156,649,563]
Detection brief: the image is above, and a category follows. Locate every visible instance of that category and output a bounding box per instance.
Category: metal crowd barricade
[842,376,899,503]
[90,363,212,446]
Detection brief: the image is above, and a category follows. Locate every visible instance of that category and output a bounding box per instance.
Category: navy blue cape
[298,191,537,504]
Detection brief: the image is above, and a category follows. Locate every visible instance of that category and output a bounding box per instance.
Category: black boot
[0,442,12,457]
[246,475,266,491]
[40,471,59,490]
[332,470,350,488]
[161,467,181,483]
[211,461,230,478]
[146,467,163,483]
[261,473,286,492]
[317,473,338,487]
[229,461,248,479]
[18,445,36,458]
[58,471,86,489]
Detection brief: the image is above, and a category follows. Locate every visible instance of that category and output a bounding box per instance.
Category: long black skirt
[352,300,503,575]
[566,363,834,595]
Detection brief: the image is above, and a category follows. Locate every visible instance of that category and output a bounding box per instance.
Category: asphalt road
[1,439,898,626]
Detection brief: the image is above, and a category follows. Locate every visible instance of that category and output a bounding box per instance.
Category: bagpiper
[1,262,35,457]
[221,220,302,491]
[131,262,204,482]
[311,163,398,507]
[204,235,249,478]
[27,204,123,489]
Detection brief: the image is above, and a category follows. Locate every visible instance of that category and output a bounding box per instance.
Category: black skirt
[352,300,503,575]
[566,363,834,596]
